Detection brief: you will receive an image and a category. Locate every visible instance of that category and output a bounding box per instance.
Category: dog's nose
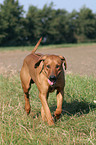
[49,75,56,82]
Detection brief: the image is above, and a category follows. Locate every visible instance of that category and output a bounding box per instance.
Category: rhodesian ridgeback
[20,38,67,125]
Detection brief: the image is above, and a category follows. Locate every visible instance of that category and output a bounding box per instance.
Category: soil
[0,45,96,76]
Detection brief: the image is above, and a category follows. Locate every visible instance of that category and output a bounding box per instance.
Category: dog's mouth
[48,76,56,86]
[48,79,55,86]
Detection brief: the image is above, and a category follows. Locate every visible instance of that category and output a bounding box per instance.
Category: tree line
[0,0,96,46]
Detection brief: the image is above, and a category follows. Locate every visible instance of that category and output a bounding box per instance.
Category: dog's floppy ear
[59,56,67,70]
[34,55,47,68]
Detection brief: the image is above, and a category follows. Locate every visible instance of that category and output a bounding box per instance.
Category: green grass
[0,42,96,51]
[0,74,96,144]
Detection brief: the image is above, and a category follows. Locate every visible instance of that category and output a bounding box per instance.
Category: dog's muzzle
[48,75,56,86]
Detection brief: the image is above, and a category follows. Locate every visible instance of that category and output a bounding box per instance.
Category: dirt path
[0,45,96,76]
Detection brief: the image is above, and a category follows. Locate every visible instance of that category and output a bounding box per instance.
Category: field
[0,44,96,144]
[0,43,96,76]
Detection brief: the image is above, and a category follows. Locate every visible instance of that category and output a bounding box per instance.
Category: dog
[20,38,67,125]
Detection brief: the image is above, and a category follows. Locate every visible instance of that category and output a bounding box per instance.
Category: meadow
[0,43,96,144]
[0,42,96,51]
[0,74,96,145]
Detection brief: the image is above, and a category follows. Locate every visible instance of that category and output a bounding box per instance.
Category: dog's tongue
[48,79,54,86]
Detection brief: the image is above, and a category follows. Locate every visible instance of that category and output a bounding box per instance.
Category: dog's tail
[31,37,42,53]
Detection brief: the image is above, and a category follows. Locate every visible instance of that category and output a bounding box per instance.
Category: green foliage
[0,74,96,144]
[25,5,40,44]
[70,7,96,42]
[0,0,25,46]
[0,1,96,46]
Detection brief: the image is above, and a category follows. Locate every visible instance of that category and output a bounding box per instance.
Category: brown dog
[20,38,67,125]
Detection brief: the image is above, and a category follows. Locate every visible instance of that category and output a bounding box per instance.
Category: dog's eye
[56,65,59,69]
[46,65,50,68]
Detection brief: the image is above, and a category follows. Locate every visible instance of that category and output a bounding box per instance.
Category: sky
[0,0,96,13]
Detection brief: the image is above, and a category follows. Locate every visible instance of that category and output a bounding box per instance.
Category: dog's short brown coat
[20,38,67,125]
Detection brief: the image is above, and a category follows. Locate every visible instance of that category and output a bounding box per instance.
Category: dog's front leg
[41,92,49,122]
[54,89,64,119]
[39,93,54,126]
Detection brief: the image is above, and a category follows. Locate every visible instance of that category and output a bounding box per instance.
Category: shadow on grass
[62,100,96,116]
[50,100,96,118]
[30,99,96,121]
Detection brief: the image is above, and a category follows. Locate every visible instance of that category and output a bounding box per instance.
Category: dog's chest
[49,85,56,92]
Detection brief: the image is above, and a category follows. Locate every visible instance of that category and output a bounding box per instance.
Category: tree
[48,9,68,44]
[0,0,25,46]
[37,2,56,44]
[0,1,96,46]
[25,5,41,45]
[75,6,96,42]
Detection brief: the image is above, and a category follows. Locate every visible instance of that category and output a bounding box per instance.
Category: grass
[0,74,96,144]
[0,42,96,51]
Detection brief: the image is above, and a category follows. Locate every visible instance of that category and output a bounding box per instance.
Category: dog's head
[35,55,67,86]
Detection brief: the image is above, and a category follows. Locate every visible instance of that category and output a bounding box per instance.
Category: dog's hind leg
[20,64,33,114]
